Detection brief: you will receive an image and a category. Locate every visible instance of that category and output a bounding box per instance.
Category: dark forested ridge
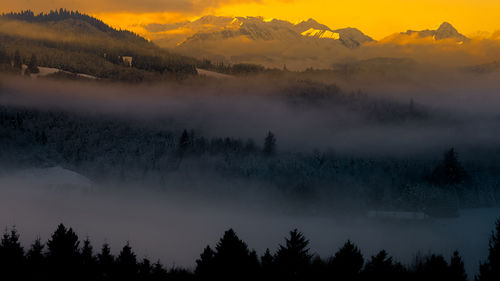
[1,220,499,281]
[2,10,135,36]
[0,9,198,81]
[1,10,141,39]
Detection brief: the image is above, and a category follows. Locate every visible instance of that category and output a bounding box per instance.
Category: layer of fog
[1,73,500,275]
[176,34,500,70]
[2,72,500,158]
[0,168,497,276]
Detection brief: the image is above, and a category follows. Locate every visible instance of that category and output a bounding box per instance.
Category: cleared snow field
[0,167,497,275]
[22,65,98,79]
[196,68,234,79]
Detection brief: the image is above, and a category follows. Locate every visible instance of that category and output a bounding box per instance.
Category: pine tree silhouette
[363,250,404,281]
[97,243,115,281]
[178,129,191,154]
[27,53,40,74]
[263,131,276,156]
[151,260,168,281]
[476,218,500,281]
[196,245,216,279]
[329,240,364,281]
[0,227,25,280]
[26,237,46,280]
[429,148,467,185]
[81,238,97,280]
[450,251,468,281]
[115,242,138,281]
[46,224,81,281]
[138,258,153,280]
[212,229,259,281]
[275,229,312,280]
[417,254,449,281]
[261,248,275,279]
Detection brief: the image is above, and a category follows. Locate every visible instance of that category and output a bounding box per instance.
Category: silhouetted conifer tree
[263,131,276,156]
[97,243,115,281]
[0,227,25,280]
[362,250,404,281]
[46,224,80,281]
[151,261,168,281]
[115,242,138,281]
[429,148,467,185]
[195,246,215,279]
[275,229,312,280]
[417,254,449,281]
[28,53,39,74]
[26,237,46,280]
[138,258,153,280]
[450,251,468,281]
[212,229,259,281]
[329,240,364,281]
[81,238,97,280]
[178,129,191,154]
[261,248,275,279]
[476,218,500,281]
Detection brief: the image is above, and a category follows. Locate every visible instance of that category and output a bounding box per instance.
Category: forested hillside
[0,9,197,81]
[1,78,499,217]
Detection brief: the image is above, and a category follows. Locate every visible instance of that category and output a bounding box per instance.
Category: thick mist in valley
[1,69,500,276]
[0,174,498,276]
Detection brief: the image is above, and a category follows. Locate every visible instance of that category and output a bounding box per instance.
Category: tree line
[1,219,500,281]
[0,103,498,215]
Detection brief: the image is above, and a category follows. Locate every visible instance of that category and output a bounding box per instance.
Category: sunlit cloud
[0,0,273,14]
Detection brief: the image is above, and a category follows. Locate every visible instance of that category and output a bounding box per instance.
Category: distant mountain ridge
[139,16,491,70]
[386,22,470,43]
[147,16,374,49]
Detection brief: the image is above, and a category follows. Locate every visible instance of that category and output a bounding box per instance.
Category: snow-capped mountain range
[144,16,473,69]
[147,16,375,49]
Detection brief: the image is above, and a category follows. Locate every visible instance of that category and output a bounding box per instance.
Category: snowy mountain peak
[295,18,332,33]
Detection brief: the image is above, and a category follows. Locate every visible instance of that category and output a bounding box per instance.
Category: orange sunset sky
[2,0,500,39]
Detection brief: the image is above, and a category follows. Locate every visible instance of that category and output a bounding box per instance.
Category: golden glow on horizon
[90,12,197,39]
[3,0,500,40]
[213,0,500,39]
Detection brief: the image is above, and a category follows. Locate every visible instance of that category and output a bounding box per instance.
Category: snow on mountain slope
[294,18,332,33]
[301,28,340,40]
[148,16,372,50]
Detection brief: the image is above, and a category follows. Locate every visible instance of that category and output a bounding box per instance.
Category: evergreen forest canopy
[0,9,199,81]
[0,78,499,217]
[0,219,499,281]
